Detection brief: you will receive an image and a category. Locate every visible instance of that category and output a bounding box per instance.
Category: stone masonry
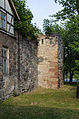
[0,31,17,99]
[38,33,64,89]
[15,32,38,94]
[0,31,38,99]
[0,31,63,100]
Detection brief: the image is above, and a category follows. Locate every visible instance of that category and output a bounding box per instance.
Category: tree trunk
[76,86,79,98]
[70,71,74,84]
[70,72,72,83]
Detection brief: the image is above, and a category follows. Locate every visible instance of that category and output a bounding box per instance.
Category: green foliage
[33,23,43,35]
[43,19,53,35]
[62,20,79,82]
[53,0,79,22]
[43,16,79,82]
[13,90,18,97]
[43,19,64,35]
[44,12,79,81]
[52,0,79,82]
[13,0,41,41]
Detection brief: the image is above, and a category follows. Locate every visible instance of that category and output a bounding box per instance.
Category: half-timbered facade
[0,0,20,99]
[0,0,19,35]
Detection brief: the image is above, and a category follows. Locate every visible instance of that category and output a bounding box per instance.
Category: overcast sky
[27,0,62,31]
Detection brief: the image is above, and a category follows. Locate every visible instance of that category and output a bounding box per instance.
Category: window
[0,9,14,34]
[42,39,44,44]
[7,13,14,34]
[0,12,6,30]
[3,47,9,73]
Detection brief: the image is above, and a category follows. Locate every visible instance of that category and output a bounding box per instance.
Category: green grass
[0,85,79,119]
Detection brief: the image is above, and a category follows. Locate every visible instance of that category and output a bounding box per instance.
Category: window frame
[0,11,7,30]
[2,47,9,74]
[0,6,14,35]
[7,14,14,34]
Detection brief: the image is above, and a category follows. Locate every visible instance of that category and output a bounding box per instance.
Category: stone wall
[0,31,17,99]
[38,34,64,88]
[0,31,38,99]
[15,33,38,94]
[58,34,64,87]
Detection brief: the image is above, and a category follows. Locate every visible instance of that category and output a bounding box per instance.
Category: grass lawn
[0,85,79,119]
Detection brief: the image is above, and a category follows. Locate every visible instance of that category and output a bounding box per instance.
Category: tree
[63,18,79,83]
[43,19,64,35]
[53,0,79,21]
[52,0,79,83]
[43,19,53,35]
[13,0,39,41]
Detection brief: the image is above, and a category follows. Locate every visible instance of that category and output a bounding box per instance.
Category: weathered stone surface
[15,33,38,94]
[0,31,38,99]
[57,34,64,87]
[0,31,17,99]
[38,33,64,89]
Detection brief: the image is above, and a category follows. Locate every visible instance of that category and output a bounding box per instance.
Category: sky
[27,0,62,31]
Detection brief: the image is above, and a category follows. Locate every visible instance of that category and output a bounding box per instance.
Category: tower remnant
[38,33,64,88]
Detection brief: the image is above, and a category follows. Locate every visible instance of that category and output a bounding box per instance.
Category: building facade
[0,0,38,99]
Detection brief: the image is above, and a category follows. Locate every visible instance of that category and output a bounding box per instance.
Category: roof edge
[8,0,20,20]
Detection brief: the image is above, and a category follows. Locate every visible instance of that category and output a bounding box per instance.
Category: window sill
[0,29,16,38]
[3,73,9,76]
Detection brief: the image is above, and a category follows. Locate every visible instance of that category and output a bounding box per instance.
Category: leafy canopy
[52,0,79,81]
[43,19,64,35]
[53,0,79,21]
[13,0,41,41]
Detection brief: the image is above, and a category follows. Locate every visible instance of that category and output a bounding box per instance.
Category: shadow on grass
[64,82,77,86]
[0,105,79,119]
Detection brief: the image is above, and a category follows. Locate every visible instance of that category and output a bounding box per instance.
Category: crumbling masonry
[38,33,64,89]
